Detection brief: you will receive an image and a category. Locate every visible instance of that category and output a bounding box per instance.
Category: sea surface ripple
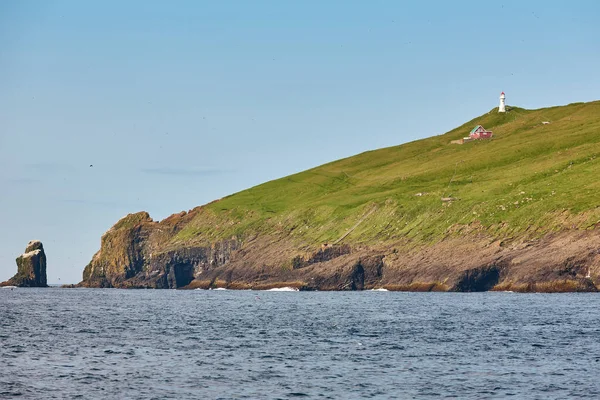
[1,289,600,399]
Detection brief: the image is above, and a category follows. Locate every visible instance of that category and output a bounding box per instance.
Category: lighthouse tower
[499,92,506,113]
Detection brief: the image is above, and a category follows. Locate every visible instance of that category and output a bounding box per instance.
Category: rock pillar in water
[1,240,48,287]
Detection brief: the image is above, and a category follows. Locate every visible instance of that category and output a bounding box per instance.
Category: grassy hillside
[173,101,600,248]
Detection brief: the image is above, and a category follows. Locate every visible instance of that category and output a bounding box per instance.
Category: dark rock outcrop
[292,245,352,270]
[124,243,240,289]
[1,240,48,287]
[452,264,502,292]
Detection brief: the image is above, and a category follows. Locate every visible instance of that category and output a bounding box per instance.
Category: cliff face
[1,240,48,287]
[80,212,240,289]
[78,211,600,291]
[78,101,600,291]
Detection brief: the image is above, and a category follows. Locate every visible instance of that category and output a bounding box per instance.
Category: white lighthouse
[499,92,506,113]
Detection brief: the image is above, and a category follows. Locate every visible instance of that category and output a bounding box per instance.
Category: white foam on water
[1,286,18,289]
[371,288,389,291]
[266,287,299,292]
[211,287,227,290]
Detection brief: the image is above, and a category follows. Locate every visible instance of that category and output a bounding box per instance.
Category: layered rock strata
[78,212,599,292]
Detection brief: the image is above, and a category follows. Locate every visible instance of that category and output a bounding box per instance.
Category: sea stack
[0,240,48,287]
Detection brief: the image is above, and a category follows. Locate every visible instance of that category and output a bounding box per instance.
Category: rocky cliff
[78,210,600,292]
[80,212,240,289]
[79,101,600,291]
[1,240,48,287]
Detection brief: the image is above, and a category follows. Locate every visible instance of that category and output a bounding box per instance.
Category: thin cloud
[62,199,132,208]
[8,178,43,185]
[26,162,75,172]
[141,167,232,177]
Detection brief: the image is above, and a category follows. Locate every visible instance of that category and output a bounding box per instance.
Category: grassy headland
[174,101,600,248]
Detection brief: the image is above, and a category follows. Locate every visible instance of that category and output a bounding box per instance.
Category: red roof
[501,92,505,95]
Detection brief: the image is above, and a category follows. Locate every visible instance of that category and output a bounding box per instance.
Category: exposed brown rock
[78,210,600,292]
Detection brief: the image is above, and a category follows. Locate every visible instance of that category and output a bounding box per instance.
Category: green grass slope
[173,101,600,248]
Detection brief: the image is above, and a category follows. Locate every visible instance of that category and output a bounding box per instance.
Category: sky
[1,0,599,284]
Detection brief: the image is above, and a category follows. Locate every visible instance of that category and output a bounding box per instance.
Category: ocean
[1,288,599,399]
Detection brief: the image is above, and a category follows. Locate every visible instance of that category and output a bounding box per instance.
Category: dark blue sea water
[1,289,599,399]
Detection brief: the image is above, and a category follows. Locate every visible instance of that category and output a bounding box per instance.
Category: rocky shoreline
[76,212,599,292]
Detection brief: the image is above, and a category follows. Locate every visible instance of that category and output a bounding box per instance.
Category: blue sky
[1,0,599,283]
